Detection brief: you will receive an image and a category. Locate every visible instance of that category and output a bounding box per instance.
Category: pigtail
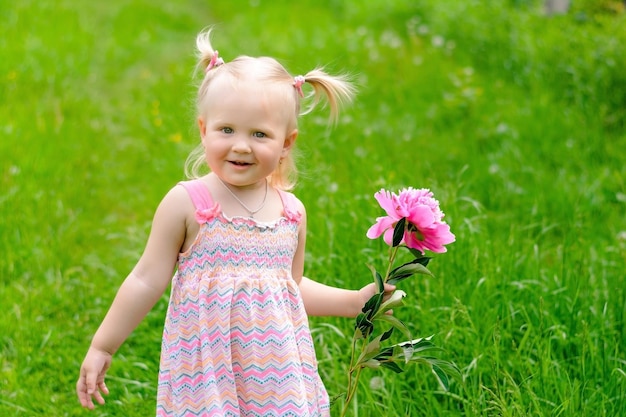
[185,29,224,179]
[195,28,219,75]
[298,68,356,123]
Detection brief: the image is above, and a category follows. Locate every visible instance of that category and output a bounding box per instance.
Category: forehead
[210,74,277,100]
[203,74,297,125]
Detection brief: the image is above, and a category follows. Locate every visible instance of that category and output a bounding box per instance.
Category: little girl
[77,29,393,416]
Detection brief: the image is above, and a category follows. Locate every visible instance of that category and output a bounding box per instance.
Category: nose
[231,134,252,153]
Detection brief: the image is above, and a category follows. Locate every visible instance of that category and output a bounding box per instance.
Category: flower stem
[340,331,358,417]
[342,329,370,416]
[341,365,364,416]
[384,245,400,282]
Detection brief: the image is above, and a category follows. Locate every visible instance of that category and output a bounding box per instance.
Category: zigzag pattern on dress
[178,216,297,279]
[156,180,330,417]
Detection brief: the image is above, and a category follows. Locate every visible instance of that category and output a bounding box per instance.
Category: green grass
[1,0,625,416]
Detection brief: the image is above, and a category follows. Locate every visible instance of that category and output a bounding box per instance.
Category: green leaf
[355,313,374,339]
[389,259,434,278]
[403,248,432,266]
[375,314,411,338]
[361,292,383,319]
[429,358,462,383]
[396,336,443,357]
[392,217,406,247]
[362,359,381,369]
[354,327,364,340]
[432,364,450,391]
[377,290,406,314]
[376,271,384,293]
[380,361,404,373]
[357,331,393,365]
[364,335,382,355]
[387,260,434,285]
[380,327,394,342]
[367,264,385,293]
[406,254,431,267]
[409,340,442,355]
[375,347,395,360]
[393,336,447,364]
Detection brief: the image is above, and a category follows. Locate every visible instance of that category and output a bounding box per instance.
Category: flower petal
[366,216,396,239]
[404,232,426,253]
[407,205,436,229]
[382,228,397,246]
[374,189,401,219]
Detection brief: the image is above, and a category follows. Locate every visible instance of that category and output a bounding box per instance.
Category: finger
[99,380,110,395]
[92,388,106,406]
[76,378,95,409]
[84,369,99,395]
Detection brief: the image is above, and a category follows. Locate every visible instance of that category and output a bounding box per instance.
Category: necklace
[216,176,268,218]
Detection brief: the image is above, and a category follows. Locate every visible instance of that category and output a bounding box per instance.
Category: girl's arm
[292,202,394,318]
[77,185,191,409]
[299,276,387,317]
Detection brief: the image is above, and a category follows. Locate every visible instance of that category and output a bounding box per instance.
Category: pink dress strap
[178,180,214,210]
[277,190,303,223]
[178,180,220,224]
[179,180,302,224]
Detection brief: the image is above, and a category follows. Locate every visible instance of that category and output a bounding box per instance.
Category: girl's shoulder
[158,182,199,216]
[176,178,215,210]
[146,183,196,250]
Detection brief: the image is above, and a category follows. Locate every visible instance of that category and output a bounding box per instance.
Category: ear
[198,117,207,144]
[282,129,298,157]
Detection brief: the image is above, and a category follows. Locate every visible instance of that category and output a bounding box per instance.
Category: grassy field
[1,0,625,416]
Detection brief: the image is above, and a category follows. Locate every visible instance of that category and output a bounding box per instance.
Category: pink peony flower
[366,188,455,253]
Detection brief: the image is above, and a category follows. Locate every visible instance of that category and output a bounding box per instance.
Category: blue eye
[253,132,266,138]
[221,127,234,134]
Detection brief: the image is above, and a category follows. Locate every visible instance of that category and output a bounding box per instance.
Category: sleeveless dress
[156,180,330,417]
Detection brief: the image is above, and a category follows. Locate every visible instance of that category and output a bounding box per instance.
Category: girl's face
[198,77,297,190]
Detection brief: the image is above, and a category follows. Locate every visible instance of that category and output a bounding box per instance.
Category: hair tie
[206,50,225,72]
[293,75,306,98]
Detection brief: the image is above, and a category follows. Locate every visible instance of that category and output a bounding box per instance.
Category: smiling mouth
[230,161,251,166]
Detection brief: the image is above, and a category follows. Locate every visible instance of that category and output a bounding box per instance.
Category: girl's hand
[76,347,112,409]
[358,282,396,307]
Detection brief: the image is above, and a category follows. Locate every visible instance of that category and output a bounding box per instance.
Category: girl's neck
[213,174,269,219]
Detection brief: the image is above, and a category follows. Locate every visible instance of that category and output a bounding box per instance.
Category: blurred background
[1,0,625,415]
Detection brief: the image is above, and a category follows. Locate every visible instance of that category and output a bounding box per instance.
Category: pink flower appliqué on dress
[195,199,302,225]
[283,205,302,223]
[366,187,455,254]
[194,203,221,223]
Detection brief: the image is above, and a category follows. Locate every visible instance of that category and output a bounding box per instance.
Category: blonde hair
[184,28,355,190]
